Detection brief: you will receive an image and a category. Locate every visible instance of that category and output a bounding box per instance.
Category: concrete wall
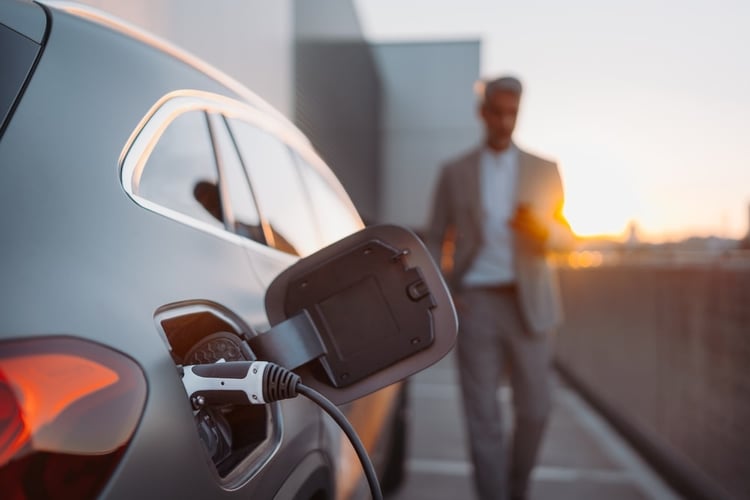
[294,0,363,40]
[373,41,481,228]
[293,0,381,222]
[293,40,381,223]
[556,260,750,499]
[293,37,482,226]
[77,0,294,115]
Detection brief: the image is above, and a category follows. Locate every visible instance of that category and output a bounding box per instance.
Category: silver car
[0,1,457,499]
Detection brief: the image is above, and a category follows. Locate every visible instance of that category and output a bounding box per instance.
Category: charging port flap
[264,224,457,405]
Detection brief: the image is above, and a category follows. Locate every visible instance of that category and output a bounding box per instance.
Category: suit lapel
[515,149,536,207]
[464,148,483,227]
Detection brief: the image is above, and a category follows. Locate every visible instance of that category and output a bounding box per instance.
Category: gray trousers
[456,286,552,500]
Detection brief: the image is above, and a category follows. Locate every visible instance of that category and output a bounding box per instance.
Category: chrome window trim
[120,89,359,259]
[120,90,300,260]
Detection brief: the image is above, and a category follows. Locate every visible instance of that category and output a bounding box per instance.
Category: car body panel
[0,0,47,43]
[0,3,344,498]
[0,5,325,498]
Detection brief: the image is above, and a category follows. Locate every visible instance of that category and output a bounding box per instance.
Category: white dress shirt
[462,146,518,287]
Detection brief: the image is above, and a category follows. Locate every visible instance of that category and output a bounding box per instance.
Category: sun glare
[563,198,631,240]
[558,157,640,241]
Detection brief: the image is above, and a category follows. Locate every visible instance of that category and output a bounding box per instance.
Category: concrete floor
[384,351,682,500]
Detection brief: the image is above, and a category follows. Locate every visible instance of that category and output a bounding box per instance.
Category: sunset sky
[354,0,750,242]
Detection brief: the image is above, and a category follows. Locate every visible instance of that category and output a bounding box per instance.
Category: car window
[293,152,362,246]
[138,111,224,229]
[0,22,42,138]
[226,119,319,256]
[209,114,264,244]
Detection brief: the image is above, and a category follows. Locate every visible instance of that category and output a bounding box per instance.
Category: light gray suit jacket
[426,145,574,335]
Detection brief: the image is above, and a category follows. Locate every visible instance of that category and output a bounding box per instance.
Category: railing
[556,248,750,269]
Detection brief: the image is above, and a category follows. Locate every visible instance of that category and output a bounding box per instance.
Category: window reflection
[226,119,320,256]
[211,115,265,244]
[139,111,224,229]
[294,152,362,245]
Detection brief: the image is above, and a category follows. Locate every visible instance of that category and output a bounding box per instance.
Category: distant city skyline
[354,0,750,242]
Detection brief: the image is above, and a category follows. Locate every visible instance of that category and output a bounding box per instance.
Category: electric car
[0,2,459,498]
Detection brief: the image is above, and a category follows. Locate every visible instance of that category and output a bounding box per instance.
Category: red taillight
[0,337,148,499]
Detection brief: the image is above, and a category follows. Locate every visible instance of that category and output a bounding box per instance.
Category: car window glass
[227,119,319,256]
[0,23,42,137]
[139,111,223,229]
[294,153,362,245]
[210,115,264,243]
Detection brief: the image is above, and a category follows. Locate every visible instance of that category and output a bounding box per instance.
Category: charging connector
[180,361,383,500]
[181,361,300,407]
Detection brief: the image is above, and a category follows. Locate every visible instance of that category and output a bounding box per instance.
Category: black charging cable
[296,383,383,500]
[181,361,384,500]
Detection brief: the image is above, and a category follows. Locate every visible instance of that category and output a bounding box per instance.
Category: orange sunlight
[560,160,639,241]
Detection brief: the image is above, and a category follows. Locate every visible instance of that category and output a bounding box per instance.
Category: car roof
[0,0,47,43]
[38,0,310,148]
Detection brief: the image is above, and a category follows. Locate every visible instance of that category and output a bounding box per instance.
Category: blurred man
[427,76,574,500]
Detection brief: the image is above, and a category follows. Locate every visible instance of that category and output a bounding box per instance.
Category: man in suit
[426,76,575,500]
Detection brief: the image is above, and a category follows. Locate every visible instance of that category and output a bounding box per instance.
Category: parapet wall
[555,260,750,500]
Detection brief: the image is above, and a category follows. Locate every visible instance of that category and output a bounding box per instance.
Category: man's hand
[509,204,549,244]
